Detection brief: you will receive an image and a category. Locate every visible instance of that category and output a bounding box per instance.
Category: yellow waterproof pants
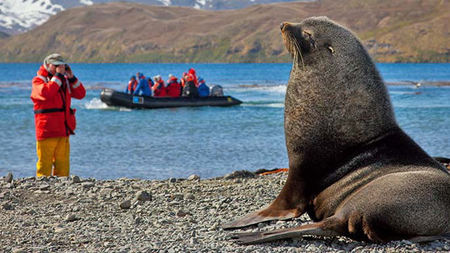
[36,137,70,177]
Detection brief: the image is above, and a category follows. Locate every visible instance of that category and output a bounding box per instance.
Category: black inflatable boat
[100,88,242,109]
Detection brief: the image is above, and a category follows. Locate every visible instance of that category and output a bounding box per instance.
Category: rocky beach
[1,171,449,252]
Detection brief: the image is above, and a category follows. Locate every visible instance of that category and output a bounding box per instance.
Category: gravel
[0,172,448,252]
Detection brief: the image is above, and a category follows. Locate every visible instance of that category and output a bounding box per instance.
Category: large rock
[135,191,152,202]
[4,172,13,183]
[223,170,256,180]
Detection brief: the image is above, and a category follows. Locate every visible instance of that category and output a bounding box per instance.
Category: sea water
[0,63,449,179]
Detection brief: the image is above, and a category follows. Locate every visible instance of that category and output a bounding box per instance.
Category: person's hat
[44,53,66,66]
[131,75,136,79]
[168,74,174,78]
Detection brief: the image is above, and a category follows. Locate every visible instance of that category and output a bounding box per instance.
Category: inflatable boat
[100,88,242,109]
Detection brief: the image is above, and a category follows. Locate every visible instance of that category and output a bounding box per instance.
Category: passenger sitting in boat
[180,72,188,88]
[147,77,154,90]
[152,75,167,97]
[125,75,137,94]
[182,74,199,98]
[166,74,181,97]
[188,68,199,87]
[133,73,152,96]
[197,77,210,97]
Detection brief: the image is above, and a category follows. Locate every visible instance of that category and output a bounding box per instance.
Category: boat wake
[84,98,109,109]
[243,101,284,108]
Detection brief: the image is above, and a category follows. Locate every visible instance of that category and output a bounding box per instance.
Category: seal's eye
[325,43,335,54]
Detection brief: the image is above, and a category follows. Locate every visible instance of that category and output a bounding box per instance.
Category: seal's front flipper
[223,207,300,229]
[231,222,340,245]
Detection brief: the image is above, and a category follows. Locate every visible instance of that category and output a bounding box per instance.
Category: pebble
[135,190,152,201]
[12,248,26,253]
[65,214,78,222]
[39,184,50,191]
[120,200,132,209]
[72,175,81,183]
[82,182,95,188]
[2,202,13,210]
[187,174,200,181]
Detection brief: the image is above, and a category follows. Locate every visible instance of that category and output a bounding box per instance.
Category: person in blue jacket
[133,72,152,96]
[197,77,210,97]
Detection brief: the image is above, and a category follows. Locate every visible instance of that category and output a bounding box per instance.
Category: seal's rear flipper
[223,207,299,230]
[230,222,340,245]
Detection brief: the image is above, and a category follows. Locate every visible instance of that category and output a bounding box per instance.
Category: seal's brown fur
[224,17,450,244]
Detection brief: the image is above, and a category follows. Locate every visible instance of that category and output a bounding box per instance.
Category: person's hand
[65,64,74,78]
[56,65,66,75]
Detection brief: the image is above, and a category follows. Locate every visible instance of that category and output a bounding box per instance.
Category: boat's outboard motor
[210,85,224,96]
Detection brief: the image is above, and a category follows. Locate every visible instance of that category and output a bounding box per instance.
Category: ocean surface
[0,63,449,180]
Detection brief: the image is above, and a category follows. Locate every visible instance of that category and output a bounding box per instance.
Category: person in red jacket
[166,74,181,97]
[125,75,137,94]
[31,53,86,177]
[188,68,199,87]
[152,75,167,97]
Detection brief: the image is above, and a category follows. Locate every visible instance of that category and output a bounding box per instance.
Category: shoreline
[1,171,449,252]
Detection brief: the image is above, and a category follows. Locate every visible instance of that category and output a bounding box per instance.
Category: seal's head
[281,17,369,69]
[281,16,397,165]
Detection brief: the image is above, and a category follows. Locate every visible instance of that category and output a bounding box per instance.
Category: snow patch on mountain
[0,0,64,33]
[79,0,94,5]
[160,0,172,6]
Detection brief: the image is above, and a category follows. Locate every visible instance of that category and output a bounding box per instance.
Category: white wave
[84,98,108,109]
[243,102,285,108]
[258,85,287,93]
[232,84,287,93]
[119,107,132,112]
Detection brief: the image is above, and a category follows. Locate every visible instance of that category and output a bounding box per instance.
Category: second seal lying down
[224,17,450,244]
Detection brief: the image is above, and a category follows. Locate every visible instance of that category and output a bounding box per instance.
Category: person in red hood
[188,68,199,87]
[31,53,86,177]
[166,74,181,97]
[152,75,167,97]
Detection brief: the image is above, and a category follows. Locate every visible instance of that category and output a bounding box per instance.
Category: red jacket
[31,65,86,140]
[166,77,181,97]
[153,79,167,97]
[127,79,137,93]
[188,69,198,87]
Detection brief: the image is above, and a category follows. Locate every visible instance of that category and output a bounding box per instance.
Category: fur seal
[224,16,450,244]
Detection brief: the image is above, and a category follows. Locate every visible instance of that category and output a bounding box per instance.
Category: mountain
[0,0,448,63]
[0,31,10,39]
[0,0,307,35]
